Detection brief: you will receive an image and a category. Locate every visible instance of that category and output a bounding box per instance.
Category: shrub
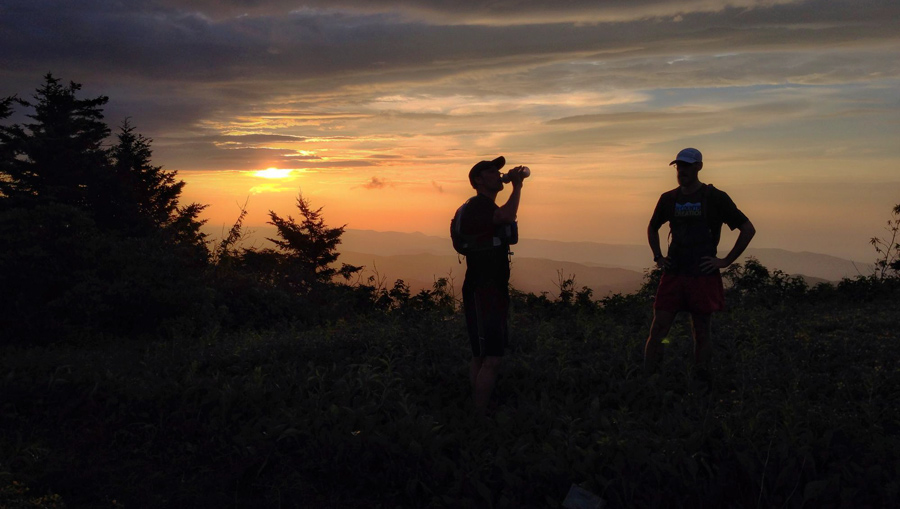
[723,257,808,307]
[871,203,900,280]
[0,203,214,344]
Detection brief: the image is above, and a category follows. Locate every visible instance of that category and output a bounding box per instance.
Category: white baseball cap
[670,148,702,165]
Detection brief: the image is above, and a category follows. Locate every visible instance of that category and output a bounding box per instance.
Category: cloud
[3,0,899,183]
[151,138,378,172]
[214,133,310,143]
[545,97,812,126]
[161,1,811,25]
[362,176,390,189]
[4,0,893,262]
[5,0,898,92]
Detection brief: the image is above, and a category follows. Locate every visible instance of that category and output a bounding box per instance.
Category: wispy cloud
[163,1,811,25]
[3,0,900,260]
[362,176,390,189]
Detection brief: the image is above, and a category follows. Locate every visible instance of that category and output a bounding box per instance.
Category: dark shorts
[654,272,725,314]
[463,284,509,357]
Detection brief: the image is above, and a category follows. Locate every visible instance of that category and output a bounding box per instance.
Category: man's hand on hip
[700,256,730,274]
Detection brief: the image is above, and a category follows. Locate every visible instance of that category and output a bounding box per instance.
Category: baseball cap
[468,156,505,186]
[670,148,702,166]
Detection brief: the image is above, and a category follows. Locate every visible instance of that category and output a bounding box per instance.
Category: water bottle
[501,166,531,183]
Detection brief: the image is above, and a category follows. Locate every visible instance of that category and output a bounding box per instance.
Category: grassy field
[2,291,899,508]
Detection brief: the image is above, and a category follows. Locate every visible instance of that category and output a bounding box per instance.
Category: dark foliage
[871,203,900,279]
[0,203,214,344]
[0,75,208,344]
[0,74,110,213]
[206,193,374,329]
[203,190,459,329]
[2,288,898,508]
[723,256,809,307]
[266,192,362,292]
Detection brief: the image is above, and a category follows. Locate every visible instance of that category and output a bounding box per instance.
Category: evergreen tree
[0,75,211,343]
[0,96,11,119]
[0,75,207,249]
[267,192,361,292]
[0,73,110,212]
[107,119,208,254]
[108,119,181,231]
[0,97,14,198]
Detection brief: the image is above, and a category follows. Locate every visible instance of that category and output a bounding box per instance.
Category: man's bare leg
[690,312,713,386]
[645,309,677,374]
[473,356,502,415]
[470,357,483,390]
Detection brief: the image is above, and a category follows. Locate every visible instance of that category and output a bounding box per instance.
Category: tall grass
[2,290,898,508]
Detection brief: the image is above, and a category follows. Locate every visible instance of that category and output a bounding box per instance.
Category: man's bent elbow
[740,220,756,238]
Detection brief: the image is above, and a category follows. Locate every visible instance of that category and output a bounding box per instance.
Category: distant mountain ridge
[337,229,872,282]
[203,226,873,295]
[338,251,646,298]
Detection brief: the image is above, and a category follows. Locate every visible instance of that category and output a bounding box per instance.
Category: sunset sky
[3,0,899,261]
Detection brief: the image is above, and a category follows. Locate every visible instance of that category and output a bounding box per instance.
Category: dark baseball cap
[468,156,505,187]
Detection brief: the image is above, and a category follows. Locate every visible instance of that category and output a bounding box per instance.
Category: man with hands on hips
[644,148,756,388]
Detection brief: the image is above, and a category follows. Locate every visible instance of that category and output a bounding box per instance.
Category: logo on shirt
[674,201,702,217]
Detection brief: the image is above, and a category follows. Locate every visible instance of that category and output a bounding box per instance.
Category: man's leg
[690,312,713,385]
[470,357,484,390]
[473,356,502,415]
[690,312,713,366]
[463,287,484,395]
[645,309,677,373]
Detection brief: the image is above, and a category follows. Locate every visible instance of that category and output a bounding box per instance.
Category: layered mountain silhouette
[205,226,873,297]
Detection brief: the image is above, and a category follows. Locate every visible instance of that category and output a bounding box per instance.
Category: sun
[254,167,294,179]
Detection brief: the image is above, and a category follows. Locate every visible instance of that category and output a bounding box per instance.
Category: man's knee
[649,321,668,337]
[649,310,676,338]
[481,356,502,372]
[690,313,712,336]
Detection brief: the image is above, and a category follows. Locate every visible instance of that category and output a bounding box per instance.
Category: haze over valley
[208,226,873,297]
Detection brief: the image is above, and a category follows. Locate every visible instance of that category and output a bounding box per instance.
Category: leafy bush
[722,257,809,308]
[0,203,214,344]
[1,75,210,344]
[871,203,900,280]
[2,290,898,508]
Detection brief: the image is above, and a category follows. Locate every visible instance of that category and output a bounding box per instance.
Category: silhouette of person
[645,148,756,387]
[458,156,527,415]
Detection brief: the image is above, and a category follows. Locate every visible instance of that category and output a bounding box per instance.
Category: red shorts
[653,272,725,314]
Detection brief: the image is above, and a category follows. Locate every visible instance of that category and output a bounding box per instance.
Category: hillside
[339,251,646,297]
[335,231,872,293]
[336,229,873,283]
[206,226,874,293]
[3,286,898,507]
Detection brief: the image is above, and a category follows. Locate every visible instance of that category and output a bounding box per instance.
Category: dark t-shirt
[649,184,749,275]
[461,194,510,290]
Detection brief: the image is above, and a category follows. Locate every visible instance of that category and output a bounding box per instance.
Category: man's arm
[493,168,525,224]
[700,220,756,273]
[647,193,671,269]
[648,223,659,255]
[648,223,671,270]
